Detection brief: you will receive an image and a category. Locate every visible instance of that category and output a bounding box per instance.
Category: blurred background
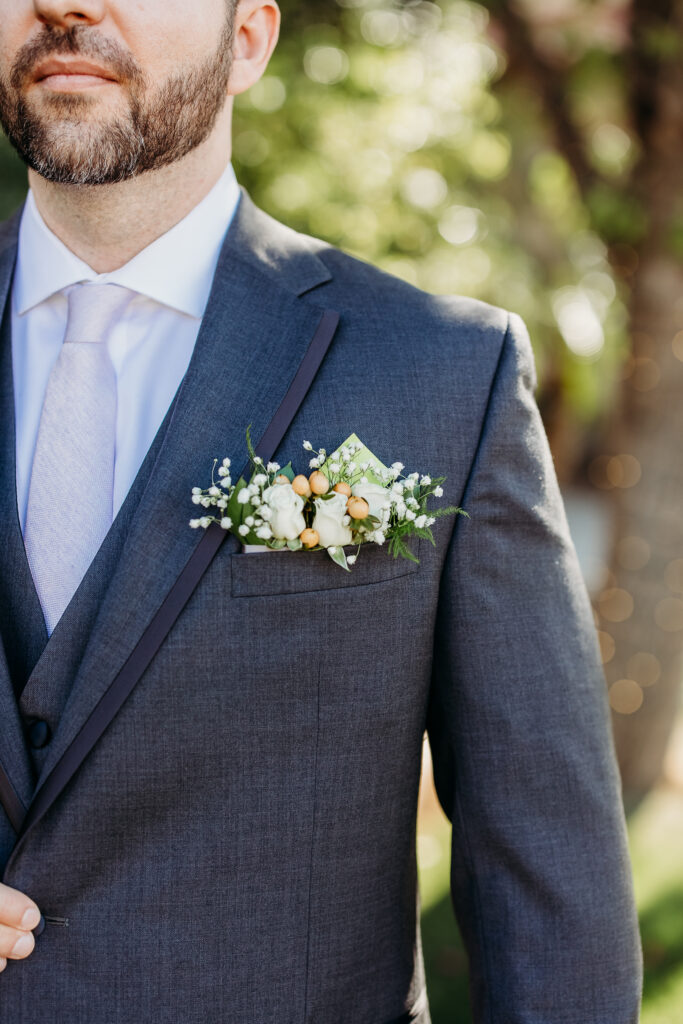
[2,0,682,1018]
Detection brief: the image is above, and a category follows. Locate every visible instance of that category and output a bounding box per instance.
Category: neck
[28,110,233,275]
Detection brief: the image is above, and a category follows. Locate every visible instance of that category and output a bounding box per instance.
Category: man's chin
[12,116,144,186]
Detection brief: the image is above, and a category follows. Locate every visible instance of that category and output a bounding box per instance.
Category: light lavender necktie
[24,283,134,635]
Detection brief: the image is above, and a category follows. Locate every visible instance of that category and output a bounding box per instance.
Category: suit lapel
[30,195,335,804]
[0,211,35,827]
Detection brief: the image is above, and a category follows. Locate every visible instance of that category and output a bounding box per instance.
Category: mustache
[9,25,144,89]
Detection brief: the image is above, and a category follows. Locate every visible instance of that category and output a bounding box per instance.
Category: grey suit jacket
[0,191,641,1023]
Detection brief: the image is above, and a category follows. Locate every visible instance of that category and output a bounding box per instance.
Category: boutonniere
[190,431,467,570]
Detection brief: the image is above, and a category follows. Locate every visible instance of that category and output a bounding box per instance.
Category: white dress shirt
[12,163,241,530]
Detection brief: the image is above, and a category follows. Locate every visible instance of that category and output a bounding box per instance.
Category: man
[0,1,641,1022]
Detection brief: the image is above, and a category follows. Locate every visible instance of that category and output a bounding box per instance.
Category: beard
[0,18,235,186]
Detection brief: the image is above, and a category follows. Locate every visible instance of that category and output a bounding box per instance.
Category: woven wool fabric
[0,193,641,1024]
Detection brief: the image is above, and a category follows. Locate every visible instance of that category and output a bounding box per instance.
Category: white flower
[253,457,263,465]
[253,474,268,487]
[391,462,404,475]
[261,484,306,541]
[405,510,416,522]
[312,492,353,548]
[201,498,212,508]
[259,505,273,522]
[347,555,357,566]
[238,524,250,537]
[351,482,391,519]
[199,517,211,529]
[373,530,386,546]
[217,499,227,510]
[218,466,229,478]
[250,495,262,507]
[303,441,313,451]
[245,516,255,527]
[420,475,431,486]
[189,519,201,529]
[221,477,232,489]
[266,462,280,473]
[427,516,436,527]
[329,462,340,474]
[192,487,202,495]
[222,458,231,468]
[391,483,404,495]
[237,489,251,505]
[415,515,428,529]
[209,486,221,498]
[256,525,272,540]
[220,517,232,530]
[309,458,320,469]
[433,486,444,498]
[192,495,202,505]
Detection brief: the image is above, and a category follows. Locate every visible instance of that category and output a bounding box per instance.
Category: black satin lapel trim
[11,308,340,847]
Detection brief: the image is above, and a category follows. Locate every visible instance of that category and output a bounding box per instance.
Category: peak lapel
[27,197,336,823]
[0,211,35,830]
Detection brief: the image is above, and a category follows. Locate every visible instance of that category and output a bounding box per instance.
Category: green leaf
[327,546,350,571]
[287,537,303,551]
[278,462,295,482]
[387,529,421,563]
[431,505,468,520]
[227,478,249,528]
[245,424,256,463]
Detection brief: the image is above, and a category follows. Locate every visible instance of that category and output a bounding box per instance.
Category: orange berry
[274,475,290,485]
[300,528,319,549]
[347,497,370,520]
[292,474,312,497]
[309,471,329,495]
[333,482,352,497]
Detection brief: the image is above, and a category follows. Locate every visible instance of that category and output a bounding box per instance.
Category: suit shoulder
[234,195,514,362]
[308,237,510,349]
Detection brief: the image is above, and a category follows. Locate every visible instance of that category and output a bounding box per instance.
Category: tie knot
[64,283,135,345]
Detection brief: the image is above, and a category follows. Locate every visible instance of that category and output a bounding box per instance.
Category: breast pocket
[230,541,421,598]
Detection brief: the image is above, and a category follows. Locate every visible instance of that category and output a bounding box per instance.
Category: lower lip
[37,73,116,92]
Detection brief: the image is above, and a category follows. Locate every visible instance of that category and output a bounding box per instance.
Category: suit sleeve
[427,312,642,1023]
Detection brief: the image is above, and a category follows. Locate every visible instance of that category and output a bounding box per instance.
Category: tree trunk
[600,9,683,807]
[601,252,683,809]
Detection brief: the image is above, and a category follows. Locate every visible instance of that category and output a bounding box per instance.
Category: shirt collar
[14,163,241,319]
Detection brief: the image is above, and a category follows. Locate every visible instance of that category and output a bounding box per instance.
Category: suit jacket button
[28,719,51,750]
[33,915,46,937]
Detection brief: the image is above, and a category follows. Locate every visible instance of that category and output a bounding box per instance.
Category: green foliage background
[0,0,628,435]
